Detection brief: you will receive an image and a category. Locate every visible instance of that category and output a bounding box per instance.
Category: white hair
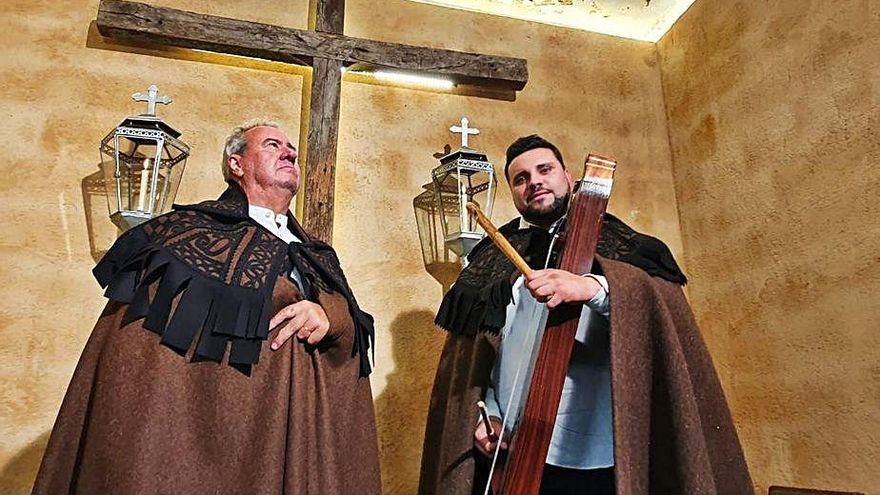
[221,119,282,182]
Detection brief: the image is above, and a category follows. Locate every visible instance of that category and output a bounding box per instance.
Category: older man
[32,121,381,495]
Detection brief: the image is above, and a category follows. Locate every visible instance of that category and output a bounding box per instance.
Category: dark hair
[504,134,565,180]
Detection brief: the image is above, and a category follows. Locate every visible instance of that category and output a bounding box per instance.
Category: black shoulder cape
[434,213,687,336]
[92,184,375,375]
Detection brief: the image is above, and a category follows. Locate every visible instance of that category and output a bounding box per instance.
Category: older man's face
[236,126,300,196]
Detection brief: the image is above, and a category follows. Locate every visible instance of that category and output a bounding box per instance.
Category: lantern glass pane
[463,169,496,234]
[413,185,461,287]
[430,156,497,257]
[99,150,120,217]
[98,132,115,209]
[158,158,186,214]
[434,172,465,240]
[121,145,160,214]
[162,139,186,165]
[413,188,459,267]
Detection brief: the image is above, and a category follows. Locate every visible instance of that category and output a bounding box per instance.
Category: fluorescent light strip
[372,70,455,90]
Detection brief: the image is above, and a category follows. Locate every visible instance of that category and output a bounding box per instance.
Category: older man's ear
[227,156,244,178]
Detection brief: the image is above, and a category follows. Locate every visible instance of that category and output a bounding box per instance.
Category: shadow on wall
[82,167,120,262]
[0,432,49,495]
[374,309,447,495]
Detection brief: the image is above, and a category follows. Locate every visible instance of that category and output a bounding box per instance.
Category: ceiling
[404,0,696,42]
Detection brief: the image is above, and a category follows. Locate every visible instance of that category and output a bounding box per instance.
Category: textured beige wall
[658,1,880,494]
[0,1,681,494]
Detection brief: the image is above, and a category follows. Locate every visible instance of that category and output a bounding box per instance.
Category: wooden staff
[466,202,532,277]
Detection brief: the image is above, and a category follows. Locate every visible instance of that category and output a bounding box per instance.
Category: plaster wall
[0,1,681,494]
[0,1,308,493]
[658,1,880,493]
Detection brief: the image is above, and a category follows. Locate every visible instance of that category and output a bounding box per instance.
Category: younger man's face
[507,148,573,227]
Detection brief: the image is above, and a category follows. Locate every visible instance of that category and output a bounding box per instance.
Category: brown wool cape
[418,218,752,495]
[32,186,381,495]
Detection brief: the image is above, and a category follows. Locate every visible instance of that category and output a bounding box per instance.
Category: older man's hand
[269,300,330,350]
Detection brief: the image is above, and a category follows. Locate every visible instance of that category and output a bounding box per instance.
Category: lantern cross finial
[450,117,480,148]
[132,84,172,116]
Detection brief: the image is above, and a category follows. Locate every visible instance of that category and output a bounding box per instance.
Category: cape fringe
[434,279,512,336]
[433,215,688,336]
[93,228,272,373]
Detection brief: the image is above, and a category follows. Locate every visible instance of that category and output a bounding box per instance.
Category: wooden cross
[95,0,528,243]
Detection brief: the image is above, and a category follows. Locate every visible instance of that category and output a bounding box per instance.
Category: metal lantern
[99,85,190,230]
[430,118,496,257]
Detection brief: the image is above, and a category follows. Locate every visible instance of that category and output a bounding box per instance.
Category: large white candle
[459,180,467,232]
[137,158,151,211]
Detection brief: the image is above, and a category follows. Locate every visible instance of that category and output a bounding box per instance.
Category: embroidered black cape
[93,184,375,375]
[434,213,687,336]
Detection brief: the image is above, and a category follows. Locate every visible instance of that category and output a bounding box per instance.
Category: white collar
[518,217,562,232]
[248,204,288,227]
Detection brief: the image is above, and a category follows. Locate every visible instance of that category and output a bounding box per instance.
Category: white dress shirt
[483,221,614,469]
[248,205,304,289]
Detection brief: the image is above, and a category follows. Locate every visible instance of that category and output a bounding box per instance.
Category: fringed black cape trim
[94,228,276,371]
[93,184,375,376]
[435,219,551,336]
[435,214,687,336]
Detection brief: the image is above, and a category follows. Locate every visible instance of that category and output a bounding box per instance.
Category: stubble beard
[521,192,570,228]
[276,179,299,196]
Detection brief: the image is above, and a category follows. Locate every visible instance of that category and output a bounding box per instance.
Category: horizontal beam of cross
[96,0,528,91]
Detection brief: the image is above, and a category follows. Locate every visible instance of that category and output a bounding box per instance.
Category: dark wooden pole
[302,0,344,243]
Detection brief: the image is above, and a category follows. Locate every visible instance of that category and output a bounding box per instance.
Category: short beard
[521,192,569,227]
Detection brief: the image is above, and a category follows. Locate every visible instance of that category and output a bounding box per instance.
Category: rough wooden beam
[303,58,341,243]
[314,0,344,33]
[96,0,528,90]
[302,0,345,243]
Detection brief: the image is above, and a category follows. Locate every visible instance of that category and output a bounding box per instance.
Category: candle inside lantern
[137,158,151,211]
[459,181,468,232]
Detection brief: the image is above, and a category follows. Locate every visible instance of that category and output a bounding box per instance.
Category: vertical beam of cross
[299,0,345,244]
